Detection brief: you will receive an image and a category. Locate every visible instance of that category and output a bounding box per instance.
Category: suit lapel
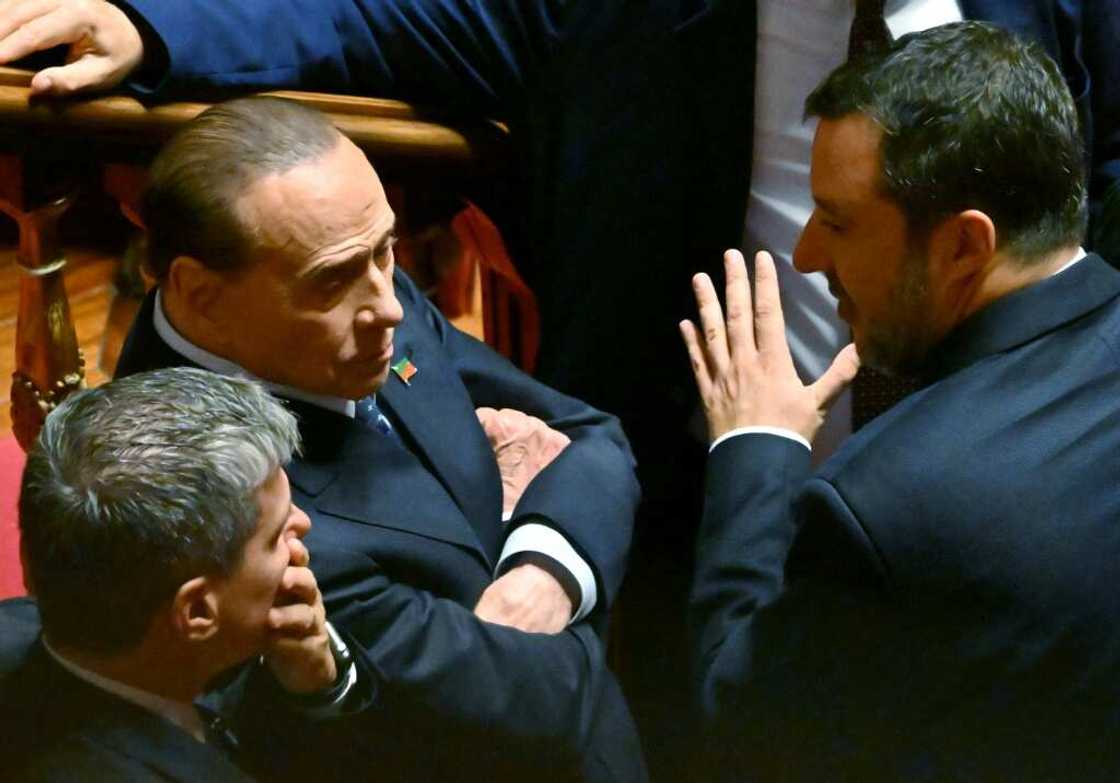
[286,399,494,567]
[376,322,504,560]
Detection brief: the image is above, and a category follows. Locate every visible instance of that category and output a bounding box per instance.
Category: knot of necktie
[848,0,893,61]
[355,396,396,438]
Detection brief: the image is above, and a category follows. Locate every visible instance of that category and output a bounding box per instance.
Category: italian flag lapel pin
[392,357,418,386]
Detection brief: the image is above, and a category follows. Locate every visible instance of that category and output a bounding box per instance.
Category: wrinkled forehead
[235,138,394,268]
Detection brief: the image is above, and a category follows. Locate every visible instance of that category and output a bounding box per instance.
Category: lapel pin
[392,357,418,386]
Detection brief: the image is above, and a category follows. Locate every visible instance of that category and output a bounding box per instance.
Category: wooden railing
[0,67,512,449]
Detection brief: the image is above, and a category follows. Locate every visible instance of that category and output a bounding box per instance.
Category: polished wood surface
[0,67,509,171]
[0,245,123,440]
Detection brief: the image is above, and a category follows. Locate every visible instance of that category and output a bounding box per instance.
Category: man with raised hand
[1,367,370,782]
[683,22,1120,781]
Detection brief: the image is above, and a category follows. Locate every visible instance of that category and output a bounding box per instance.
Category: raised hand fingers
[722,249,756,362]
[694,271,731,373]
[752,251,793,367]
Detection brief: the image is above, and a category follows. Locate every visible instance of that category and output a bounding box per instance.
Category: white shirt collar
[1052,246,1087,277]
[43,637,207,743]
[153,290,357,418]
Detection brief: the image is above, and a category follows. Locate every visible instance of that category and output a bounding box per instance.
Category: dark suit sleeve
[116,0,566,109]
[398,270,640,612]
[690,434,918,779]
[308,543,619,764]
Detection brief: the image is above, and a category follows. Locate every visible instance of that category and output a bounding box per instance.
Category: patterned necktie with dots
[355,396,396,438]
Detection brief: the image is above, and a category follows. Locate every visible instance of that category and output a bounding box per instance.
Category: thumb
[810,343,860,411]
[31,57,116,96]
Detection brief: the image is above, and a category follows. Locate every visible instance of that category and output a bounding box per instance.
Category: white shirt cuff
[497,523,597,623]
[709,426,811,453]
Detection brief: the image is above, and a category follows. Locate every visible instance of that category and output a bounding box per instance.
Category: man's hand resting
[264,536,338,695]
[474,563,572,634]
[476,407,570,516]
[0,0,143,95]
[680,249,860,444]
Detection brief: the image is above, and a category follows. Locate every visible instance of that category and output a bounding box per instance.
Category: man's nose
[792,222,828,275]
[797,229,824,275]
[357,278,404,330]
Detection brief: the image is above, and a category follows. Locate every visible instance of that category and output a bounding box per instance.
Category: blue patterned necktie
[355,396,396,438]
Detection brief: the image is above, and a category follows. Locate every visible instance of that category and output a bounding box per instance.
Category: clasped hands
[680,249,860,445]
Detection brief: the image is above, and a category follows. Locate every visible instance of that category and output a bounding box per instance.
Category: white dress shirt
[744,0,964,462]
[153,293,596,622]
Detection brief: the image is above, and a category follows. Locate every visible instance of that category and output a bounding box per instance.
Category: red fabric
[0,435,26,599]
[452,203,540,373]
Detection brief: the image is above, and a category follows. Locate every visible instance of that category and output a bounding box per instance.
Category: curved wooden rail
[0,67,509,170]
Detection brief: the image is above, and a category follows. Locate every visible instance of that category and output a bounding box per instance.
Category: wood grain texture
[0,68,509,171]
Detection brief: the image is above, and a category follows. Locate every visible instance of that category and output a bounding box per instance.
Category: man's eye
[374,244,395,269]
[319,276,345,294]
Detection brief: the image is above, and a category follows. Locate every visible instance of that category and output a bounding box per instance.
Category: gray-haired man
[0,367,370,782]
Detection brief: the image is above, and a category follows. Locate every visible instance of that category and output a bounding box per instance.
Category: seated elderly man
[0,367,371,782]
[682,22,1120,781]
[113,96,643,782]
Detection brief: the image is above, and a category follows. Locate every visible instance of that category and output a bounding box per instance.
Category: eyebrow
[300,217,398,281]
[813,196,847,216]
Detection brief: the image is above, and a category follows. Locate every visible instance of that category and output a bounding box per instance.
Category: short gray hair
[19,367,300,653]
[142,96,344,279]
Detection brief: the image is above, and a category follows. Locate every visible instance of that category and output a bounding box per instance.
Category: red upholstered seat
[0,435,26,599]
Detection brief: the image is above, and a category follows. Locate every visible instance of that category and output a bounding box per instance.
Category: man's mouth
[828,279,852,322]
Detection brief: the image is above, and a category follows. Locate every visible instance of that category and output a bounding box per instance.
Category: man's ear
[171,576,221,643]
[928,209,997,297]
[165,256,225,328]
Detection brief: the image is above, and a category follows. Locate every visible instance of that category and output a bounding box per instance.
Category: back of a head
[142,96,344,280]
[19,367,299,655]
[805,21,1087,262]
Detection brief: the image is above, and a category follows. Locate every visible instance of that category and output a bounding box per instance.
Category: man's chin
[858,336,930,378]
[342,367,390,400]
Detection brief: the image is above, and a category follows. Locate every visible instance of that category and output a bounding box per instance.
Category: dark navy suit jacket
[0,644,252,781]
[114,270,644,783]
[108,0,1120,497]
[691,254,1120,781]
